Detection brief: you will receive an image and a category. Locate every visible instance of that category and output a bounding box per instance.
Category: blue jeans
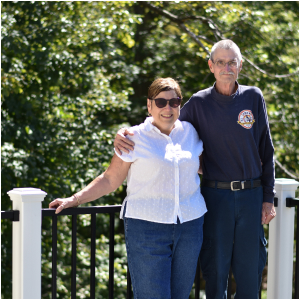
[124,216,204,299]
[200,186,267,299]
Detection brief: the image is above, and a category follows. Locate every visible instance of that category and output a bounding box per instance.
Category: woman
[49,78,207,299]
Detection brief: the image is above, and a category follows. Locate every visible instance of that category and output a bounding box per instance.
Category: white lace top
[115,117,207,224]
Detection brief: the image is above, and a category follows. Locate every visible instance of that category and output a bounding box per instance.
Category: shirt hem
[120,209,207,224]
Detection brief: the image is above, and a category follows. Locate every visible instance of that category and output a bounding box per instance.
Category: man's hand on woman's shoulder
[114,128,135,155]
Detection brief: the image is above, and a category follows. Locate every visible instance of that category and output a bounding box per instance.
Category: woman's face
[147,90,180,136]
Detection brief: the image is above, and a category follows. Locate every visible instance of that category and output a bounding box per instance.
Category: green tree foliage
[1,1,139,298]
[1,1,298,298]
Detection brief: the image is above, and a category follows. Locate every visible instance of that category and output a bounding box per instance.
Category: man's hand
[114,128,135,155]
[261,202,276,224]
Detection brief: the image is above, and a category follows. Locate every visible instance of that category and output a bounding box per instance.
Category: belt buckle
[230,181,245,191]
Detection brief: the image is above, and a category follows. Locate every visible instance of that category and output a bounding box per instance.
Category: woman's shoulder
[126,121,149,142]
[179,120,202,142]
[180,120,197,133]
[128,124,141,134]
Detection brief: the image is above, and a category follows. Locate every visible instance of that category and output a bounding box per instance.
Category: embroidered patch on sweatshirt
[237,110,255,129]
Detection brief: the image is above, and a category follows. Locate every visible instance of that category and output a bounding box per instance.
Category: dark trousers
[200,186,267,299]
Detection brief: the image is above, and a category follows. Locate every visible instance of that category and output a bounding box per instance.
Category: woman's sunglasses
[150,97,182,108]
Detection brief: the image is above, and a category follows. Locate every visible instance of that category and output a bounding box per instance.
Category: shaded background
[1,1,299,298]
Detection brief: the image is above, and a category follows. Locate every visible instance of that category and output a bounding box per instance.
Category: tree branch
[141,1,299,78]
[140,2,210,55]
[275,159,299,181]
[178,23,210,55]
[242,56,299,78]
[179,15,224,39]
[196,35,215,45]
[140,1,179,22]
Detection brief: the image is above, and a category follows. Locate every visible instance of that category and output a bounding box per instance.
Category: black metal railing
[41,205,130,299]
[41,205,254,299]
[1,210,20,222]
[0,206,267,299]
[2,197,299,299]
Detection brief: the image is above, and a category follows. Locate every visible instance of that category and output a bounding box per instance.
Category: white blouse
[115,117,207,224]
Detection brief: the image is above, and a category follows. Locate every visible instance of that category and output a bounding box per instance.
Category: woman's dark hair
[148,78,182,100]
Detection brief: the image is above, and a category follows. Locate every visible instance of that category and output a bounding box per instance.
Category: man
[114,39,276,299]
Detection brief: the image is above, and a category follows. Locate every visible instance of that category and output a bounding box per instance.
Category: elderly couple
[50,40,276,299]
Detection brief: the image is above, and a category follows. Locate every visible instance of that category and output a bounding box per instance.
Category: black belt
[201,179,261,191]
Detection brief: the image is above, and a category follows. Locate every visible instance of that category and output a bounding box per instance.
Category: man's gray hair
[210,39,242,62]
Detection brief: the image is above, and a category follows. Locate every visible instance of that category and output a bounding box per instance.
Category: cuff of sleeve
[263,194,274,204]
[114,148,134,163]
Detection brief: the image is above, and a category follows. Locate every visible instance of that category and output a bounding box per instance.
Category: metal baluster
[194,257,201,299]
[52,215,57,299]
[259,283,262,299]
[127,266,132,299]
[90,213,96,299]
[109,213,115,299]
[227,268,232,299]
[71,215,77,299]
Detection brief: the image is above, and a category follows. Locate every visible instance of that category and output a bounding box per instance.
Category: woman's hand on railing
[49,197,76,214]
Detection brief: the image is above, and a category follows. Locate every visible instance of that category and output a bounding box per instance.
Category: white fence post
[7,187,47,299]
[267,178,299,299]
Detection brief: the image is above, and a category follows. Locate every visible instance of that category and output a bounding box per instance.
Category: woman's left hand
[49,197,75,214]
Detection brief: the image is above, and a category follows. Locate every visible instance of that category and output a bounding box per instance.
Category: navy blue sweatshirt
[179,83,275,203]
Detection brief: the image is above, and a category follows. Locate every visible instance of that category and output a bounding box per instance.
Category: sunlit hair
[210,39,242,63]
[148,78,182,100]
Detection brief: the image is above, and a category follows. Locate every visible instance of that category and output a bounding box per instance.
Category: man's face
[208,48,242,84]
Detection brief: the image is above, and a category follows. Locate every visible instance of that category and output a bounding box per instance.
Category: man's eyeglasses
[150,97,182,108]
[212,60,238,68]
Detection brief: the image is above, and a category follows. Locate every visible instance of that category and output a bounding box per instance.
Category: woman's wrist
[72,194,80,207]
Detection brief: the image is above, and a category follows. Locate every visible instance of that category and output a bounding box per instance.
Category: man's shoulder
[185,86,213,106]
[239,84,263,96]
[180,120,195,130]
[178,120,200,139]
[192,86,214,98]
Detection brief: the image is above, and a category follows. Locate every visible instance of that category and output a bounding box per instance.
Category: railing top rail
[42,205,122,217]
[1,210,20,221]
